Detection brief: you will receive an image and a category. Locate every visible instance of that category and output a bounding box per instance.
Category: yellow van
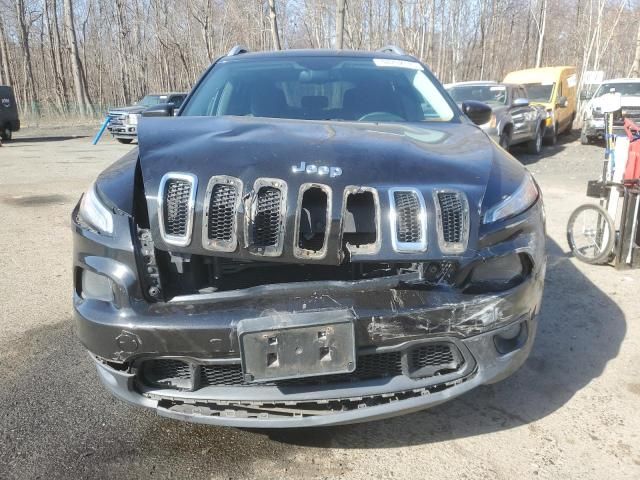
[503,66,577,144]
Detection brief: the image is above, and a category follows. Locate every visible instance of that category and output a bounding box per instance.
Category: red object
[624,118,640,181]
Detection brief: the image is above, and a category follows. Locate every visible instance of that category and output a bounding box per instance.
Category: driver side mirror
[142,103,175,117]
[556,96,568,108]
[461,100,492,126]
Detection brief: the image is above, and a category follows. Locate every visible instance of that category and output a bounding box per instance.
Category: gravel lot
[1,126,638,479]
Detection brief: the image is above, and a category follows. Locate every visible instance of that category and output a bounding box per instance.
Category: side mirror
[556,96,568,108]
[142,103,174,117]
[580,90,593,101]
[461,100,492,125]
[512,98,530,107]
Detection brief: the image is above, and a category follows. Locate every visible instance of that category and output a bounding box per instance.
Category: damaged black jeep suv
[72,47,545,427]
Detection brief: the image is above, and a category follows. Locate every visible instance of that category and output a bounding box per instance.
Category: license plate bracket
[237,310,356,383]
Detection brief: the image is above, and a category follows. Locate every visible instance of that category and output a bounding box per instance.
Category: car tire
[580,128,590,145]
[1,125,11,141]
[499,129,511,150]
[117,138,133,144]
[545,124,557,146]
[527,127,543,155]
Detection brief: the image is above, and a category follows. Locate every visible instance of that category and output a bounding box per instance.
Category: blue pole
[92,116,111,145]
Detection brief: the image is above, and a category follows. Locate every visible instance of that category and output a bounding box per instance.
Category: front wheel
[527,128,543,154]
[116,138,133,144]
[499,129,511,150]
[1,126,11,141]
[545,124,557,146]
[580,127,590,145]
[567,203,616,264]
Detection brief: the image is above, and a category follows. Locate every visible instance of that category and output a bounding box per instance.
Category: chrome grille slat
[158,172,197,247]
[434,190,469,254]
[389,188,427,252]
[202,176,242,252]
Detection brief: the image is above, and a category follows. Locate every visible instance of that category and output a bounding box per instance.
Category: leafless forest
[1,0,640,121]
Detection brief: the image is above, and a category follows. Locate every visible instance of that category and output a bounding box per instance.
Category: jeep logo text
[291,162,342,177]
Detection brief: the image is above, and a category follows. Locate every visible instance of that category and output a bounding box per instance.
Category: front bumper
[583,117,605,138]
[92,315,536,427]
[73,199,545,427]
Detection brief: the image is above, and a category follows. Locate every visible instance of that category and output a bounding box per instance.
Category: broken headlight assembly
[483,174,538,224]
[78,183,114,235]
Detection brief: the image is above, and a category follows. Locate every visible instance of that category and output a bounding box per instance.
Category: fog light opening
[81,269,114,302]
[494,320,528,354]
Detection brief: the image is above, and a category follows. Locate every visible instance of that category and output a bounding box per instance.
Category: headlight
[78,183,114,235]
[483,174,538,223]
[489,114,497,128]
[128,114,139,125]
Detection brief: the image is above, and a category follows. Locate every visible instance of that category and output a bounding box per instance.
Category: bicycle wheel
[566,203,616,264]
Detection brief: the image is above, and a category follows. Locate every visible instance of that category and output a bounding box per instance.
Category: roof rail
[377,45,406,56]
[227,45,249,57]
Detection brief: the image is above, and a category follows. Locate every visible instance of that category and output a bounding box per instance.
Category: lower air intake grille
[139,344,464,391]
[434,190,468,253]
[143,359,193,389]
[253,187,283,247]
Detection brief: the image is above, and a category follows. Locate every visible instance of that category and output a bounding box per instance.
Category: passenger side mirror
[461,101,492,126]
[142,103,175,117]
[557,96,568,108]
[512,98,529,107]
[580,90,593,101]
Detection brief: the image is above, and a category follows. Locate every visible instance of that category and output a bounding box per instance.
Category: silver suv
[107,93,186,144]
[448,81,548,154]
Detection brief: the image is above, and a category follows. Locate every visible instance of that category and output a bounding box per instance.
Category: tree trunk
[64,0,91,115]
[336,0,346,49]
[15,0,40,115]
[630,22,640,76]
[0,18,10,86]
[268,0,282,50]
[535,0,547,68]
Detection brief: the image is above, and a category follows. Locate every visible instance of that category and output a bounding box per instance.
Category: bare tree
[63,0,91,115]
[268,0,282,50]
[336,0,346,49]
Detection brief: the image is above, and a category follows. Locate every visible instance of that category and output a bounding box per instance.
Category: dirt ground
[0,126,638,480]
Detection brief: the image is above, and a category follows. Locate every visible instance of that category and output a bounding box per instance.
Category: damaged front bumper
[73,200,545,427]
[91,314,536,427]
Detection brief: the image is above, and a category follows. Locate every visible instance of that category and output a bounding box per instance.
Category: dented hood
[137,116,500,263]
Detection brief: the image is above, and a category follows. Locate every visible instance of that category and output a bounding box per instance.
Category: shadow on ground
[512,129,578,166]
[7,135,90,143]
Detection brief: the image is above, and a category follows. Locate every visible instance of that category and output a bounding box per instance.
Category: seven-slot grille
[389,188,427,252]
[253,186,283,247]
[434,190,469,253]
[158,175,469,256]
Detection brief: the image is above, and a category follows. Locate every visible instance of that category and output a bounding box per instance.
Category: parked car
[580,78,640,144]
[0,85,20,141]
[447,81,547,153]
[107,92,186,144]
[73,47,545,428]
[503,66,577,144]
